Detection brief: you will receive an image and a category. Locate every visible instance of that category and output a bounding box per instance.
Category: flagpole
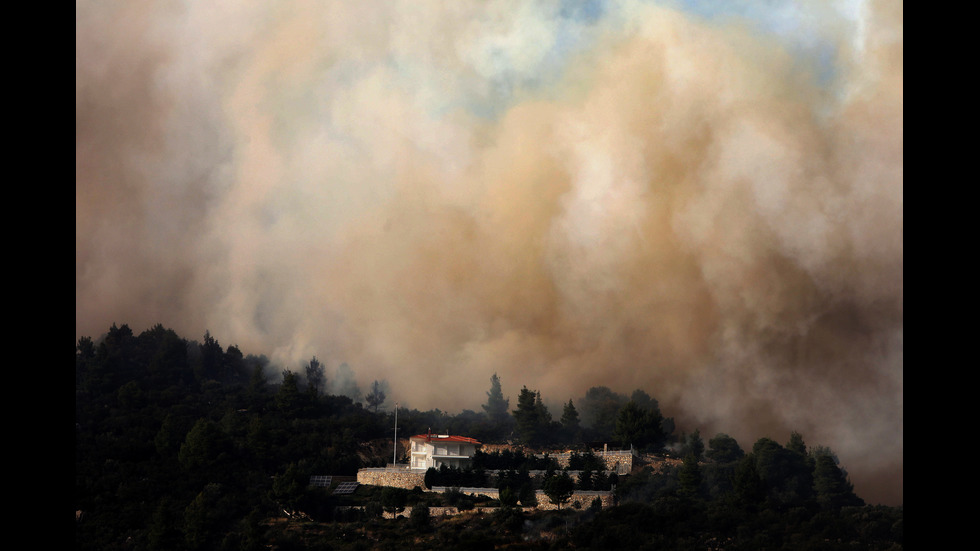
[393,402,399,466]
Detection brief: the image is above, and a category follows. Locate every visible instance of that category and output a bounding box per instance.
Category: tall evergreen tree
[513,386,544,445]
[687,429,705,461]
[733,455,767,508]
[482,373,510,425]
[513,386,538,444]
[305,356,325,396]
[274,370,302,414]
[197,330,224,382]
[534,391,554,444]
[812,452,864,510]
[787,431,807,455]
[561,399,581,442]
[678,453,702,499]
[247,362,268,407]
[752,437,814,507]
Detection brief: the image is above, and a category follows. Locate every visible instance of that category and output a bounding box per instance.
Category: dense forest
[76,323,902,550]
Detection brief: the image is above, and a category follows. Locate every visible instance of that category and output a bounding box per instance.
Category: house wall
[410,438,479,471]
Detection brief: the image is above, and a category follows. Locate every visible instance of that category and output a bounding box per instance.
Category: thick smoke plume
[77,1,902,504]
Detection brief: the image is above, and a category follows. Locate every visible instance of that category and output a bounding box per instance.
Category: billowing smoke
[76,1,902,504]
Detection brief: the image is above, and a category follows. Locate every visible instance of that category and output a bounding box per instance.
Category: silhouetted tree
[706,433,744,464]
[687,429,705,461]
[246,361,269,408]
[812,451,864,510]
[534,391,556,443]
[543,471,575,510]
[613,401,665,451]
[197,330,223,382]
[366,380,386,413]
[787,431,807,455]
[183,483,228,551]
[678,453,702,499]
[560,399,581,442]
[380,487,407,517]
[513,386,552,445]
[578,386,627,439]
[629,389,659,413]
[305,356,325,396]
[733,455,767,508]
[482,373,510,424]
[752,437,813,507]
[275,370,302,414]
[410,501,430,531]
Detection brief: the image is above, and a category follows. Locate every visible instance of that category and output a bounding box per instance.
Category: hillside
[75,323,902,550]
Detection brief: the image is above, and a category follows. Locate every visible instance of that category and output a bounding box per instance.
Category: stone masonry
[356,468,426,490]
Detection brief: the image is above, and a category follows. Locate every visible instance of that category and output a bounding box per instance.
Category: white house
[409,432,482,471]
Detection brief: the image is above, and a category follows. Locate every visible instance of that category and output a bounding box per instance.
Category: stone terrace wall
[356,469,426,490]
[542,450,636,474]
[540,491,616,511]
[430,487,616,511]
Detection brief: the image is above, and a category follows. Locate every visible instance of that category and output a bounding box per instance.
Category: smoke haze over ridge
[76,0,902,505]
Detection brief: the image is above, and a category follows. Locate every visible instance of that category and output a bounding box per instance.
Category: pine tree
[305,356,325,396]
[366,380,387,413]
[561,399,580,431]
[482,373,510,425]
[275,370,301,413]
[733,455,766,508]
[787,431,807,455]
[513,386,540,445]
[688,429,705,461]
[678,453,702,499]
[813,453,864,510]
[542,471,575,510]
[706,433,744,464]
[613,401,665,451]
[534,391,554,444]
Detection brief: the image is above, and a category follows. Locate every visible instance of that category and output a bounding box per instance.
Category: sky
[76,0,902,505]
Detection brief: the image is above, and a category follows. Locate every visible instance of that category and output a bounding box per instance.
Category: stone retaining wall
[356,469,426,490]
[357,468,621,491]
[428,487,616,511]
[543,450,635,474]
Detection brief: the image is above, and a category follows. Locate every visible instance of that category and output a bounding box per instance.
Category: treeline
[76,323,391,551]
[76,323,901,550]
[421,448,621,494]
[397,377,678,454]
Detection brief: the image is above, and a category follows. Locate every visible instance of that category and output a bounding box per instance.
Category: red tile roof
[410,433,482,445]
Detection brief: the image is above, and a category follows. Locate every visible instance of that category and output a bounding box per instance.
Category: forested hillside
[76,323,902,550]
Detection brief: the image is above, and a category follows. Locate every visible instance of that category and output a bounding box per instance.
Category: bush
[410,503,430,531]
[589,497,603,512]
[519,484,538,507]
[443,487,464,507]
[364,502,382,519]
